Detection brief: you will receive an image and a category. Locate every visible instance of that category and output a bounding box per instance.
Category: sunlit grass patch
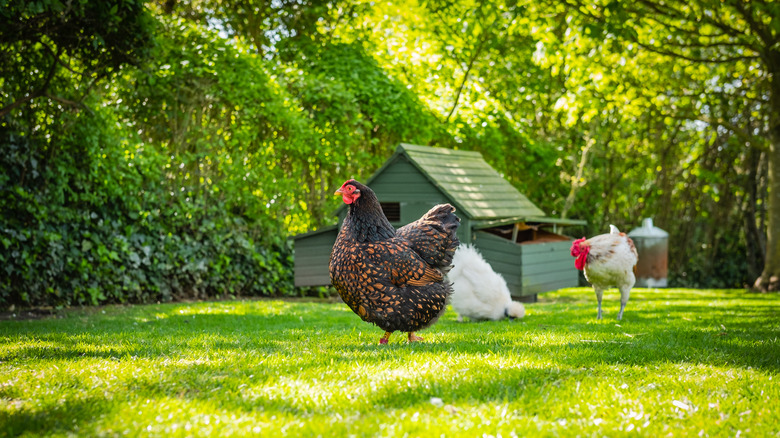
[1,288,778,436]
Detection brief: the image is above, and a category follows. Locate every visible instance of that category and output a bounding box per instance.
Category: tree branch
[732,1,773,49]
[637,0,748,40]
[667,113,767,148]
[38,39,83,76]
[637,42,759,64]
[444,33,489,123]
[0,46,62,118]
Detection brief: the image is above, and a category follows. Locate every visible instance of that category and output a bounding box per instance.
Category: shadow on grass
[3,298,778,371]
[540,288,774,304]
[1,293,778,434]
[0,395,115,437]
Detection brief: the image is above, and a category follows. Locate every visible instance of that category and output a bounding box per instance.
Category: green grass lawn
[1,288,778,437]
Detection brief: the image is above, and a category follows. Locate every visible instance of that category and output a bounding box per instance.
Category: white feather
[581,227,639,320]
[448,244,525,321]
[583,232,638,289]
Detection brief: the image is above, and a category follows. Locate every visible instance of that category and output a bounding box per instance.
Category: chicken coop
[292,143,586,301]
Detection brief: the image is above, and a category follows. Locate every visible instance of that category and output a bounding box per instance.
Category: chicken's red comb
[570,237,587,257]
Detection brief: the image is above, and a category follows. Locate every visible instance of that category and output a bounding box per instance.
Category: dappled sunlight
[1,288,778,436]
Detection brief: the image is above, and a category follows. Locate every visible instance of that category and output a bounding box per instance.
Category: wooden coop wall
[293,228,338,287]
[473,229,577,300]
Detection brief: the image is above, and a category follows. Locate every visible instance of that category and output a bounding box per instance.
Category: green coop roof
[366,143,547,221]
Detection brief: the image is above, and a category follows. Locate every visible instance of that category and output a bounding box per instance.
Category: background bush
[0,0,772,306]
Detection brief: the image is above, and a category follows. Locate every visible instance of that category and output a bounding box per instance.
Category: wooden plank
[521,240,572,254]
[473,233,523,257]
[294,273,331,287]
[472,253,521,270]
[521,250,572,265]
[474,239,520,255]
[295,255,333,267]
[457,204,545,219]
[291,225,338,240]
[293,226,336,288]
[474,230,520,245]
[293,260,329,272]
[443,183,522,193]
[521,245,573,267]
[473,253,521,273]
[373,164,430,183]
[457,198,544,210]
[522,277,579,294]
[295,245,331,256]
[294,263,331,286]
[401,143,483,158]
[470,209,537,220]
[523,269,579,286]
[423,167,504,178]
[293,227,338,243]
[522,259,573,275]
[423,169,502,179]
[295,239,336,252]
[520,282,565,296]
[425,173,512,184]
[472,232,523,292]
[409,155,496,169]
[441,190,534,203]
[503,274,523,287]
[377,190,438,201]
[376,173,428,184]
[295,255,332,268]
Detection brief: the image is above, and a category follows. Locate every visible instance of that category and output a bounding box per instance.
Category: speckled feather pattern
[329,181,460,334]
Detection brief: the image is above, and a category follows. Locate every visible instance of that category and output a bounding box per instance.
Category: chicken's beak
[334,188,343,196]
[504,308,515,320]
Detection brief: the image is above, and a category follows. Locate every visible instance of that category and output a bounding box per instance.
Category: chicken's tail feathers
[396,203,461,273]
[424,203,461,232]
[428,203,461,267]
[609,224,620,234]
[506,301,525,319]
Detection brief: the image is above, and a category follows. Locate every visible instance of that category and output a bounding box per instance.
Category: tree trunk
[754,46,780,291]
[744,147,766,283]
[755,136,780,291]
[560,138,593,220]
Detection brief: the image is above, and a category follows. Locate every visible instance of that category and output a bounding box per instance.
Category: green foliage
[1,0,774,305]
[0,106,294,307]
[1,288,778,435]
[0,0,155,117]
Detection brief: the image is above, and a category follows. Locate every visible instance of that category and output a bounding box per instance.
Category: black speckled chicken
[329,179,460,344]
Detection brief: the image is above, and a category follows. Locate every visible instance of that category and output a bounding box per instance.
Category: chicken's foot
[407,332,424,342]
[379,331,392,345]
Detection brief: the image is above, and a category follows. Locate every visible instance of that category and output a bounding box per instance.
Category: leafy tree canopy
[1,0,776,306]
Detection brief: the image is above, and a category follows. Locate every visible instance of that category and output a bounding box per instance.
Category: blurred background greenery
[1,0,776,306]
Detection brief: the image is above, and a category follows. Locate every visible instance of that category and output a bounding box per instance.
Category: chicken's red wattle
[571,237,589,270]
[575,250,589,271]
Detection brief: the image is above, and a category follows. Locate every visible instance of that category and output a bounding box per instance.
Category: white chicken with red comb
[570,225,638,320]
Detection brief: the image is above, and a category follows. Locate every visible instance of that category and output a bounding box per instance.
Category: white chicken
[448,244,525,321]
[570,225,638,320]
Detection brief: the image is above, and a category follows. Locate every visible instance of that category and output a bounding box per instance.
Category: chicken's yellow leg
[408,332,424,342]
[379,331,392,345]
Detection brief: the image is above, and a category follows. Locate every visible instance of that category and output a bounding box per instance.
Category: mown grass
[1,288,778,437]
